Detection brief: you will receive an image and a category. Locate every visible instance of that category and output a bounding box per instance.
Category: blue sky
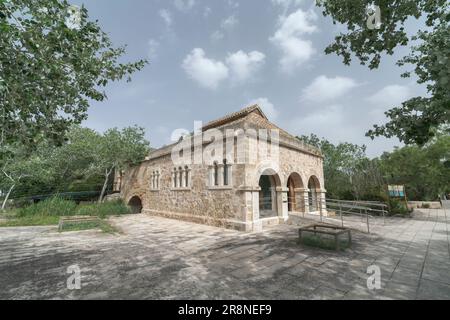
[73,0,426,157]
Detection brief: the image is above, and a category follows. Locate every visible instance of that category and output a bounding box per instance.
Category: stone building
[117,105,326,231]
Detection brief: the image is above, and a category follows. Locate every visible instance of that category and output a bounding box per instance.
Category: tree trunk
[98,168,113,203]
[1,184,15,211]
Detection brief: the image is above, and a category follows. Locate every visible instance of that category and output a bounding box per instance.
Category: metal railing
[288,197,389,234]
[325,199,388,233]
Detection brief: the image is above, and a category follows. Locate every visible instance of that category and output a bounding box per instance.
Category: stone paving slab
[0,208,449,300]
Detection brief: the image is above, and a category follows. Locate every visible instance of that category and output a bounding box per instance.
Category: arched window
[173,168,177,188]
[179,167,183,187]
[213,162,219,186]
[223,159,229,186]
[150,169,161,190]
[184,166,189,187]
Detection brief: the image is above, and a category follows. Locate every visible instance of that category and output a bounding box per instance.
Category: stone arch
[258,168,282,219]
[307,175,321,212]
[287,172,304,212]
[254,160,283,187]
[128,196,143,214]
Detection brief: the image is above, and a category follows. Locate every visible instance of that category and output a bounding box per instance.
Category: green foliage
[298,133,449,202]
[299,234,350,251]
[0,0,147,149]
[17,196,77,217]
[0,125,150,202]
[298,134,383,200]
[388,199,410,216]
[59,220,118,233]
[378,134,450,200]
[15,197,130,219]
[76,200,131,218]
[0,215,60,227]
[316,0,450,145]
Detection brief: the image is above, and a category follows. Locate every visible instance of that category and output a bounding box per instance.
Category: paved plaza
[0,209,449,300]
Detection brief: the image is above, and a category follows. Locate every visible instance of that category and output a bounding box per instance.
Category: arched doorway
[258,170,281,218]
[287,173,304,212]
[128,196,143,214]
[308,176,321,212]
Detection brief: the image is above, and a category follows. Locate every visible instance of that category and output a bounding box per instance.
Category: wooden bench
[298,224,352,251]
[58,216,101,232]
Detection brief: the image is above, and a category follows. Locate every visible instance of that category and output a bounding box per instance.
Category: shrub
[389,199,411,216]
[76,200,131,218]
[421,203,430,209]
[17,197,77,217]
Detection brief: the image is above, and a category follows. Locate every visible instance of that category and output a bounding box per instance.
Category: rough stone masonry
[116,105,327,231]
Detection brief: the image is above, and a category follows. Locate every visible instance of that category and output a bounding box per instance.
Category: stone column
[240,186,262,232]
[276,187,289,221]
[208,167,214,187]
[318,188,327,216]
[293,188,304,212]
[300,188,310,213]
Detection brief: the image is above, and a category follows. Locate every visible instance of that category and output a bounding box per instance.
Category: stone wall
[119,110,325,231]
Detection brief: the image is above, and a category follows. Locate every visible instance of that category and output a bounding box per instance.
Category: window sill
[171,187,192,191]
[149,189,160,192]
[208,186,233,191]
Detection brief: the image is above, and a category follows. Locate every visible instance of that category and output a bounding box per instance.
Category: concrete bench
[58,216,101,232]
[298,224,352,251]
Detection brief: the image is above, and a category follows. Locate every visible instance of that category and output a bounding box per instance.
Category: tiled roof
[145,104,322,160]
[202,104,267,131]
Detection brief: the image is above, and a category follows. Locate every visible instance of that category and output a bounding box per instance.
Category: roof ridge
[202,104,267,131]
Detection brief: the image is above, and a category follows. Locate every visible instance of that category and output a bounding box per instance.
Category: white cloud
[211,15,239,42]
[182,48,229,90]
[221,15,239,31]
[367,85,412,107]
[248,98,278,120]
[271,0,303,7]
[226,50,266,83]
[203,7,212,17]
[147,39,160,60]
[366,84,412,121]
[227,0,240,9]
[174,0,195,12]
[210,30,224,41]
[159,9,173,28]
[270,8,318,72]
[289,105,352,142]
[301,75,359,103]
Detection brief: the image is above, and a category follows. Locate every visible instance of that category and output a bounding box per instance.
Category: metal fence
[293,198,389,234]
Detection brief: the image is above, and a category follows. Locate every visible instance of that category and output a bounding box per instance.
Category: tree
[297,134,374,199]
[0,0,147,151]
[316,0,450,145]
[0,143,48,209]
[0,125,150,207]
[94,126,150,202]
[378,134,450,200]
